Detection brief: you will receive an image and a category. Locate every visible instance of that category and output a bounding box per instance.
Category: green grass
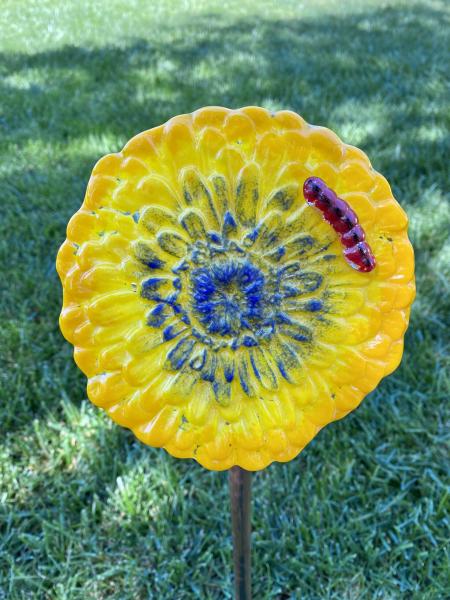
[0,0,449,597]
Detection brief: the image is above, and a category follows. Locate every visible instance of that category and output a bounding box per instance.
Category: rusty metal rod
[229,466,252,600]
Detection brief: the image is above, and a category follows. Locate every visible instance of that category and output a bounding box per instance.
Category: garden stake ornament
[57,107,415,599]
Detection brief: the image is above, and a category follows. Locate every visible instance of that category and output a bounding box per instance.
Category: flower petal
[249,347,278,390]
[265,183,300,212]
[157,230,189,258]
[181,167,219,226]
[179,208,207,240]
[164,337,196,371]
[235,162,260,227]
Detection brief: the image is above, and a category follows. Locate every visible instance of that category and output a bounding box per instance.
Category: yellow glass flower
[57,107,415,471]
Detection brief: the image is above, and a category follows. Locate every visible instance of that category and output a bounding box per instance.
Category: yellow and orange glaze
[57,106,415,471]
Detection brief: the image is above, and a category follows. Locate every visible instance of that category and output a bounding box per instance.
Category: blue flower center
[190,260,267,337]
[137,213,329,397]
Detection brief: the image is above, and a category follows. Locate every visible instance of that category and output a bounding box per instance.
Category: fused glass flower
[57,107,415,470]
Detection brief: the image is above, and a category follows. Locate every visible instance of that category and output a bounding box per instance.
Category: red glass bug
[303,177,376,273]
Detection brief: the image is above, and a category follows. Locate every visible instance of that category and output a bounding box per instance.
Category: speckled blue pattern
[136,207,330,400]
[191,260,267,337]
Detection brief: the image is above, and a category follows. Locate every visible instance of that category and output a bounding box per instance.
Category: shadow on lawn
[1,4,448,163]
[0,4,448,430]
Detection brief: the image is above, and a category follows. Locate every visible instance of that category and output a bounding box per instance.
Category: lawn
[0,0,449,598]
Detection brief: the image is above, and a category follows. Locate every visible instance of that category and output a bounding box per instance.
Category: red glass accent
[344,242,376,272]
[303,177,324,204]
[303,176,376,273]
[341,225,365,247]
[332,207,359,234]
[323,199,351,228]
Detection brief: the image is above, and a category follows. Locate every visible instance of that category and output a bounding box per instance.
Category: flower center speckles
[135,207,330,400]
[191,260,268,339]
